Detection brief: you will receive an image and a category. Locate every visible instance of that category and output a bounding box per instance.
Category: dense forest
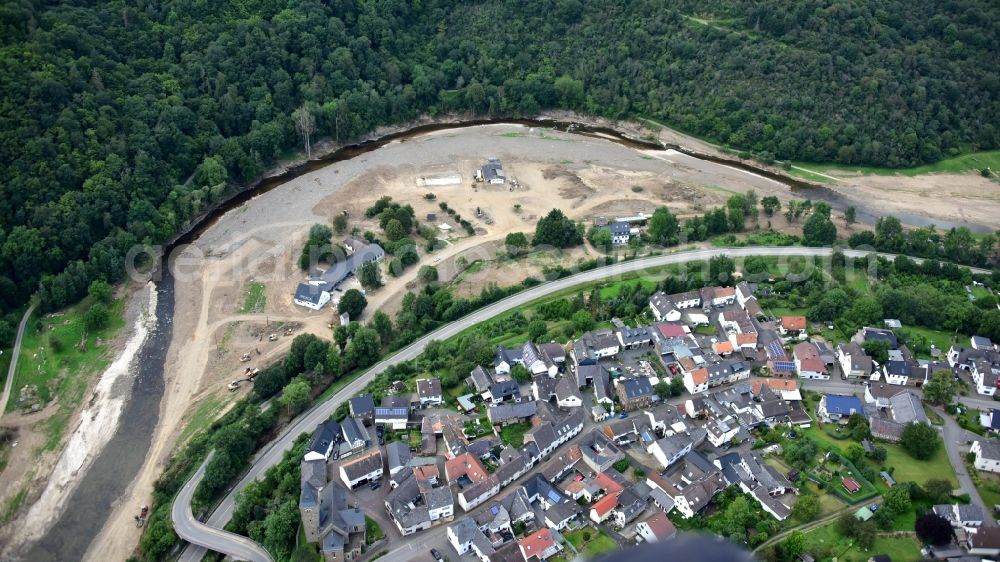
[1,0,998,342]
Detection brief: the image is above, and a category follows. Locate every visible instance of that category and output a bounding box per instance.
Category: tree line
[1,0,998,339]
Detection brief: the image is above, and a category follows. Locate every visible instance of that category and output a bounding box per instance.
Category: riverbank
[1,282,156,558]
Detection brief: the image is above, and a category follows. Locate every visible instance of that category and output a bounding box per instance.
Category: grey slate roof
[888,391,928,424]
[349,394,375,417]
[386,441,411,472]
[469,366,493,392]
[619,377,653,400]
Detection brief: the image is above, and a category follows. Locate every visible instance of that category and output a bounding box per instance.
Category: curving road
[175,246,991,561]
[0,303,35,419]
[172,451,274,562]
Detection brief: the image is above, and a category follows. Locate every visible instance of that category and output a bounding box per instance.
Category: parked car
[370,480,381,491]
[430,548,443,561]
[618,411,628,419]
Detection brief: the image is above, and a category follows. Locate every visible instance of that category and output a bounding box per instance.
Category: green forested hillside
[0,0,997,339]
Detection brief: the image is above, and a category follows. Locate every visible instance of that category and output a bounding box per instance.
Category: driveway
[939,410,995,525]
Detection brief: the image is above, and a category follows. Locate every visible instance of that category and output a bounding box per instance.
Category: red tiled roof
[782,316,807,331]
[520,528,555,555]
[656,323,687,338]
[842,478,861,493]
[444,453,489,484]
[689,367,709,386]
[590,494,618,517]
[592,472,625,495]
[713,341,734,355]
[643,512,677,540]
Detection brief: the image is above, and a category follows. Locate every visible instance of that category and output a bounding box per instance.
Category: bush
[84,302,110,330]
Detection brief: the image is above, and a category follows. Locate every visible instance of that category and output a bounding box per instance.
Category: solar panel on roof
[774,361,796,371]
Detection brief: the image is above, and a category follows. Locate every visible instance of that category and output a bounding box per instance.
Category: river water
[25,117,990,561]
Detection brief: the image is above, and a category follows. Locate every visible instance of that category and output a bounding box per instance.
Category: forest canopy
[0,0,997,339]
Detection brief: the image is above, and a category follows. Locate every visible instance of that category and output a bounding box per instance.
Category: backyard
[797,520,922,562]
[500,422,533,448]
[798,424,957,489]
[563,526,618,560]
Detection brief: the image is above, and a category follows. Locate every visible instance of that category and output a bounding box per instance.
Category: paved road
[175,246,991,561]
[940,409,996,525]
[171,451,274,562]
[0,303,35,419]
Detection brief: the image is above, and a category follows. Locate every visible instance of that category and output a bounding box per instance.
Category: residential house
[521,342,563,377]
[779,316,808,340]
[519,528,561,561]
[610,485,649,529]
[711,286,737,307]
[646,452,726,519]
[468,366,494,393]
[447,519,495,562]
[617,323,653,349]
[339,417,370,457]
[972,358,1000,396]
[637,512,677,543]
[488,380,522,404]
[854,327,899,350]
[299,463,367,562]
[933,503,986,530]
[542,499,578,531]
[349,394,375,423]
[375,396,410,430]
[971,440,1000,474]
[339,449,383,488]
[649,291,704,324]
[589,493,619,524]
[295,239,385,310]
[416,377,443,407]
[645,404,688,436]
[603,418,641,446]
[794,342,828,379]
[838,343,874,379]
[817,394,864,422]
[616,377,655,410]
[523,408,585,458]
[494,346,523,375]
[459,475,501,511]
[385,469,455,535]
[578,429,625,473]
[969,526,1000,557]
[555,376,583,409]
[648,432,696,469]
[305,420,341,462]
[386,441,411,476]
[980,409,1000,434]
[705,416,739,448]
[603,221,632,245]
[763,336,796,376]
[488,401,538,426]
[681,362,709,393]
[293,283,331,311]
[572,331,621,366]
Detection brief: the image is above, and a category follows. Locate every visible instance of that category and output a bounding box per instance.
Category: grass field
[791,149,1000,178]
[179,395,226,443]
[563,527,617,559]
[9,299,127,450]
[240,281,267,313]
[798,519,922,562]
[500,422,532,448]
[799,425,957,489]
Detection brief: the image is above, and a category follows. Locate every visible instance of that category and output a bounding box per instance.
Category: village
[292,269,1000,562]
